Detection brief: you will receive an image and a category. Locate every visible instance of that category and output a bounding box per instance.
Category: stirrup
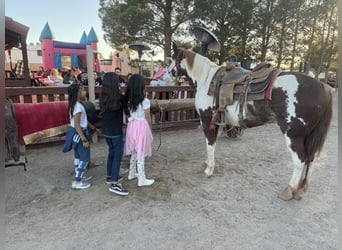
[215,112,226,126]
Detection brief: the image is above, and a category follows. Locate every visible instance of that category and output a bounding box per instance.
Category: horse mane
[178,48,218,82]
[180,49,196,69]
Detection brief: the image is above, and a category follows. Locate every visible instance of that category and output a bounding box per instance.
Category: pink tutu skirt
[124,119,153,160]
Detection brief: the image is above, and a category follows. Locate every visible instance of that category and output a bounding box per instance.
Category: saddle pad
[13,101,69,144]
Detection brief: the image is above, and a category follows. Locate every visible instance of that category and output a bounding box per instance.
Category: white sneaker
[82,174,92,181]
[138,178,155,187]
[119,168,129,175]
[128,173,138,180]
[72,181,91,189]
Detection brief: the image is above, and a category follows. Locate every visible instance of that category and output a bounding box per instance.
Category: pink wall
[42,40,99,71]
[41,39,54,70]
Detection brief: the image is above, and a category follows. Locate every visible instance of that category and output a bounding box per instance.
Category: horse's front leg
[204,139,216,177]
[199,109,220,177]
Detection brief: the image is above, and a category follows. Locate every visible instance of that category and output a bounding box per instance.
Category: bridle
[167,50,183,82]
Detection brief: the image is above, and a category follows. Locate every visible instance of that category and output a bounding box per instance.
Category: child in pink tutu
[124,74,154,186]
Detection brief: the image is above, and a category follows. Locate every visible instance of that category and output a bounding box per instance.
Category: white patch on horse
[284,133,305,189]
[204,141,216,176]
[225,102,240,126]
[273,74,306,126]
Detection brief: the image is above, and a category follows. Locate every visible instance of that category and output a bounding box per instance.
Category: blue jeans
[105,136,123,182]
[74,141,90,181]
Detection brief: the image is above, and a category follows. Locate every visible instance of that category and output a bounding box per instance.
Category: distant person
[150,60,168,87]
[124,74,154,187]
[33,66,47,86]
[77,71,88,86]
[95,71,103,86]
[115,67,126,87]
[36,66,47,77]
[43,68,64,86]
[73,67,82,78]
[63,83,98,189]
[100,72,129,196]
[63,69,78,85]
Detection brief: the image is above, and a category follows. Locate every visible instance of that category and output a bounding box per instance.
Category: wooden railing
[5,86,199,130]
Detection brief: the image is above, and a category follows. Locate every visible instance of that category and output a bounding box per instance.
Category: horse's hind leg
[293,161,315,200]
[279,136,307,201]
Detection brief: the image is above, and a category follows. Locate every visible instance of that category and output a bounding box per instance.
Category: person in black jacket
[99,72,129,196]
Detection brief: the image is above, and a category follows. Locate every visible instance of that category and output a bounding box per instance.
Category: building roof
[5,16,30,50]
[87,27,98,43]
[39,22,55,42]
[80,31,88,44]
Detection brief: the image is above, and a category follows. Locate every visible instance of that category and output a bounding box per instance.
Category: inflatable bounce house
[39,22,100,72]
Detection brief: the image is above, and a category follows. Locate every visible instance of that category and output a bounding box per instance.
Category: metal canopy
[193,26,220,55]
[129,42,151,61]
[129,42,151,52]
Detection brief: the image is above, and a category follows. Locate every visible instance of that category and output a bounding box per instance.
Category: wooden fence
[5,86,199,131]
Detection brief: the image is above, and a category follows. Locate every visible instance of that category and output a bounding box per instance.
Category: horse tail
[304,85,333,169]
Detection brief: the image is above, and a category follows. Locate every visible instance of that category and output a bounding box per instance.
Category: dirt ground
[6,91,338,250]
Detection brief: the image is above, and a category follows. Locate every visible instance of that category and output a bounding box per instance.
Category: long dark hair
[125,74,145,112]
[100,72,122,112]
[67,83,80,118]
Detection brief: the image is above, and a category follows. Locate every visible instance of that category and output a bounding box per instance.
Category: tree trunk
[290,9,300,71]
[163,0,172,60]
[305,0,322,74]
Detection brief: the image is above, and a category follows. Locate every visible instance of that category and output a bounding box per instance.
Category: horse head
[167,42,193,85]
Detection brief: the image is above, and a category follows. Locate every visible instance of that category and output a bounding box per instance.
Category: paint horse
[168,43,333,200]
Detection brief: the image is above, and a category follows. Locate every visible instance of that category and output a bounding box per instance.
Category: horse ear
[172,42,178,54]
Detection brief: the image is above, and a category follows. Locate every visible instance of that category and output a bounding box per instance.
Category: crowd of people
[33,57,178,88]
[35,59,191,196]
[32,66,110,87]
[63,70,154,196]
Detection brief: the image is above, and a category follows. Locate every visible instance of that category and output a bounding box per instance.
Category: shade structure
[129,42,151,60]
[193,26,220,55]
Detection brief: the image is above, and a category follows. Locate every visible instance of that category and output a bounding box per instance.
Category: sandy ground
[5,91,338,250]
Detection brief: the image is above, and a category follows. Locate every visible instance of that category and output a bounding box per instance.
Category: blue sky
[5,0,113,58]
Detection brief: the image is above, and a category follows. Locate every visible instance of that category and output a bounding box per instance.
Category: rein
[152,99,163,151]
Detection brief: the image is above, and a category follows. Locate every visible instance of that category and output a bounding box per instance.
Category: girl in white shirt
[67,83,96,189]
[124,74,154,187]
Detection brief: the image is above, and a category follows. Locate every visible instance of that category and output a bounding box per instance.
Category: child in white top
[124,74,154,187]
[66,83,97,189]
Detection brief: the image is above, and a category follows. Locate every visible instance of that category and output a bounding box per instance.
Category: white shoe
[138,178,155,187]
[128,173,138,180]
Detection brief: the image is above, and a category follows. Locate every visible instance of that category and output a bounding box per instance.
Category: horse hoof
[278,186,295,201]
[204,168,213,177]
[293,191,304,200]
[293,184,308,200]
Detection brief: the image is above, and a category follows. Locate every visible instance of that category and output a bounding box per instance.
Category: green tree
[99,0,196,60]
[193,0,255,64]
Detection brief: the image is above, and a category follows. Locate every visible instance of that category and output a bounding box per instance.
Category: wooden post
[86,45,97,143]
[86,45,95,104]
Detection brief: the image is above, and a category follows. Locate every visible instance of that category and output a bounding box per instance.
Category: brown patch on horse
[199,107,219,145]
[269,88,289,133]
[272,72,332,168]
[295,74,332,164]
[182,49,195,70]
[242,100,275,128]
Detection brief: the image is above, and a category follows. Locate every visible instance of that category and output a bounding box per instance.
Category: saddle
[5,98,20,161]
[208,62,280,125]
